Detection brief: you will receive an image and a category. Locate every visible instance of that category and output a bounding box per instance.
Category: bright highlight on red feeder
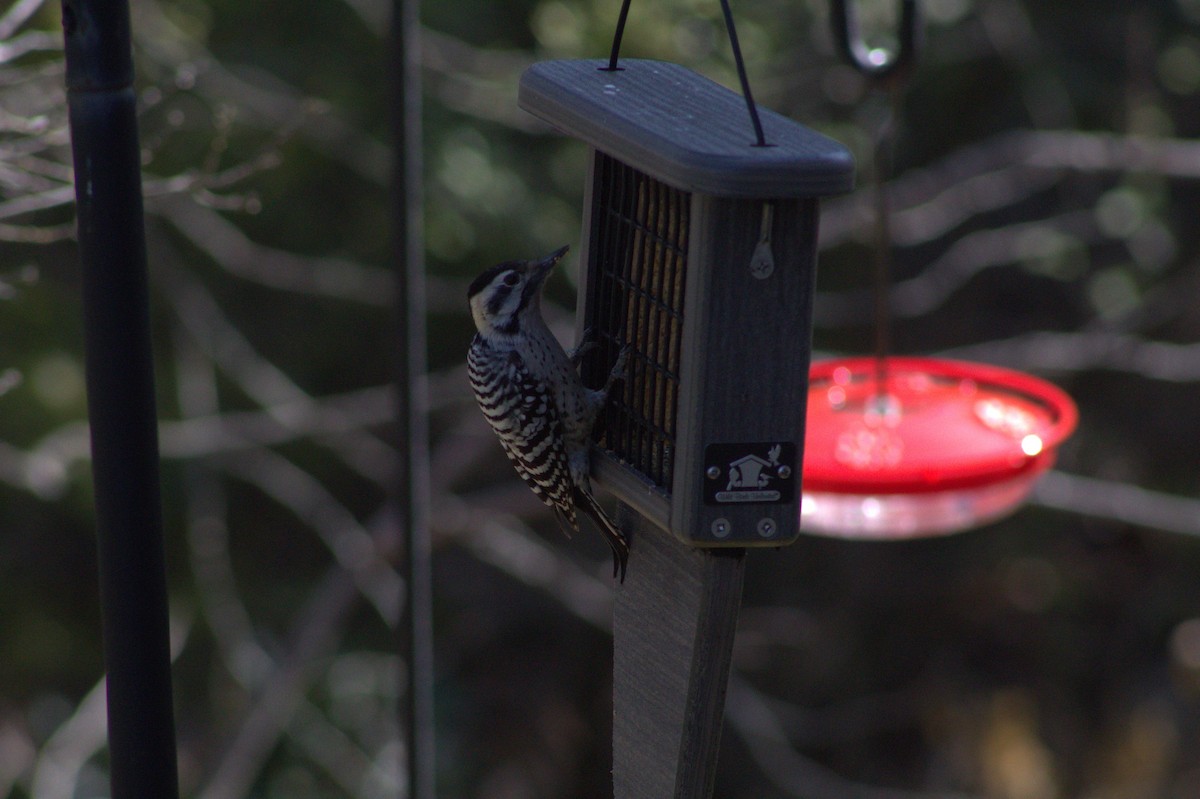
[801,357,1077,539]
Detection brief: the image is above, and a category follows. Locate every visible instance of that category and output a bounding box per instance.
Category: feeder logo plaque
[704,442,797,506]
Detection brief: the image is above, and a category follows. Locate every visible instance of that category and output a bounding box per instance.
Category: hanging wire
[718,0,768,146]
[603,0,633,71]
[602,0,769,146]
[869,92,901,403]
[830,0,921,398]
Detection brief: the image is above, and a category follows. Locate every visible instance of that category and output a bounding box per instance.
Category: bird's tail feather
[573,486,630,582]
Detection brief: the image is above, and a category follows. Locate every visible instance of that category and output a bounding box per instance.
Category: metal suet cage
[520,59,853,547]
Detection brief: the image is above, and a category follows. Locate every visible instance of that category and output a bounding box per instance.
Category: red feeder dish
[801,357,1077,539]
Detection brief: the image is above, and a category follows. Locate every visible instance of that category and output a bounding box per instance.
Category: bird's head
[467,245,568,337]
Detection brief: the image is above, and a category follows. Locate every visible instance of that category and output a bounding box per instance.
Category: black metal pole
[391,0,435,797]
[60,2,180,798]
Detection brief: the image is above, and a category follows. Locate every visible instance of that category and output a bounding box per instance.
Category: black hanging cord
[602,0,769,146]
[718,0,768,147]
[603,0,633,71]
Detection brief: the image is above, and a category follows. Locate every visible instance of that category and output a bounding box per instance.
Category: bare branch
[0,421,87,498]
[941,331,1200,383]
[177,341,398,799]
[821,129,1200,252]
[158,198,396,307]
[289,699,400,798]
[221,448,401,627]
[26,679,108,799]
[0,30,60,64]
[435,496,615,631]
[0,184,75,222]
[725,678,980,799]
[420,28,545,132]
[191,60,390,184]
[1020,129,1200,179]
[0,719,35,797]
[1032,471,1200,538]
[27,615,194,799]
[0,0,48,42]
[0,221,73,242]
[155,255,397,482]
[198,567,360,799]
[815,210,1099,326]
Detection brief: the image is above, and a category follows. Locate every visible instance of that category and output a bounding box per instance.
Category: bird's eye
[502,272,520,287]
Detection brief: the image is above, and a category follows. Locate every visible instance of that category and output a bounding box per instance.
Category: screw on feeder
[749,202,775,279]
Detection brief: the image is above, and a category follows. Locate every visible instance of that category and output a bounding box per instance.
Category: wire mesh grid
[585,152,689,492]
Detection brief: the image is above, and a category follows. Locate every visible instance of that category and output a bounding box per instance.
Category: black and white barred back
[466,246,630,580]
[466,338,577,527]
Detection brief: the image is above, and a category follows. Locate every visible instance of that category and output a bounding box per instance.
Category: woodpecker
[466,245,630,580]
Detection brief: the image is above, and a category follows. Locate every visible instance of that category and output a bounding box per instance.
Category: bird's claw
[569,328,599,366]
[611,541,629,583]
[604,344,633,396]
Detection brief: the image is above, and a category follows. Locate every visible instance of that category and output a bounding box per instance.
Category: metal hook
[830,0,921,82]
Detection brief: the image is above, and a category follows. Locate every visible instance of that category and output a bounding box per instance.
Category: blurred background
[3,0,1200,796]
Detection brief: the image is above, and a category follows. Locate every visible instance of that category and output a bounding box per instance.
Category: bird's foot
[569,328,599,366]
[603,344,633,396]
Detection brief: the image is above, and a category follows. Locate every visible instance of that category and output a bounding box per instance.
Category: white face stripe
[493,279,525,322]
[470,268,534,337]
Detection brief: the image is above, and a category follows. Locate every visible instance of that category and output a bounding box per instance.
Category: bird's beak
[531,245,569,283]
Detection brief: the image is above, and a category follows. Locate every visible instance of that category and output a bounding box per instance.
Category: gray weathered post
[612,508,746,796]
[519,59,853,797]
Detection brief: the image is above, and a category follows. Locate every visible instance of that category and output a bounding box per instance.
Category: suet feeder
[519,59,853,547]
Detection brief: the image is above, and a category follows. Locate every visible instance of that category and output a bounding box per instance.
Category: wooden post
[613,506,746,799]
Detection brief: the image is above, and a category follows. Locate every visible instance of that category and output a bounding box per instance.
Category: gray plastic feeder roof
[519,59,855,198]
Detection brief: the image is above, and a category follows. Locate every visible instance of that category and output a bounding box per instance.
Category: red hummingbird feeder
[800,1,1078,539]
[800,357,1077,538]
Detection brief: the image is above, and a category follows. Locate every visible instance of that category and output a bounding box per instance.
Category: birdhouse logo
[704,442,796,505]
[726,450,777,490]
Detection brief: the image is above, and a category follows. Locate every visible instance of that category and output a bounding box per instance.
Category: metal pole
[60,1,180,798]
[391,0,435,796]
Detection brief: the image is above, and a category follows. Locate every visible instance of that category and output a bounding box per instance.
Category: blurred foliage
[4,0,1200,797]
